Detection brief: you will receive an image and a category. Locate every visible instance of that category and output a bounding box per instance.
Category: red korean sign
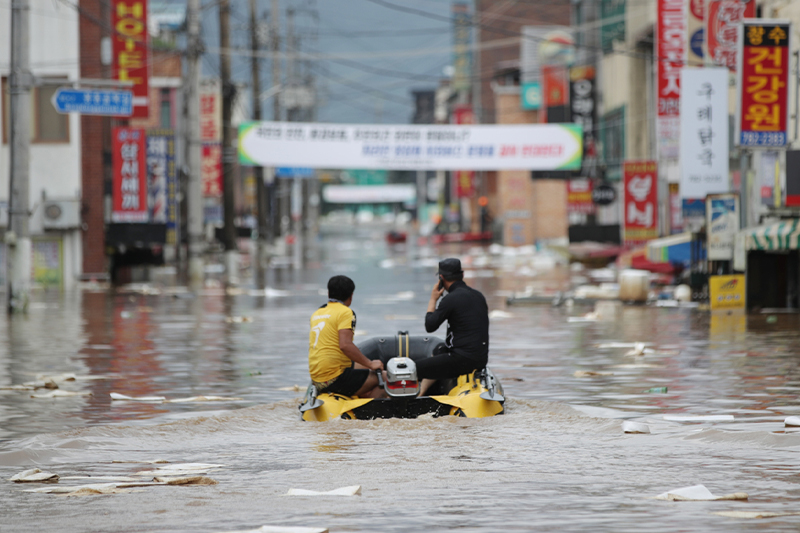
[706,0,755,70]
[112,127,148,222]
[112,0,149,119]
[543,65,568,108]
[453,105,474,198]
[202,144,223,197]
[736,20,790,147]
[623,161,658,246]
[567,178,595,215]
[656,0,684,117]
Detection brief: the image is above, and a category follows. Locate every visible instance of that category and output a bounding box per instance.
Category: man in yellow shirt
[309,275,384,398]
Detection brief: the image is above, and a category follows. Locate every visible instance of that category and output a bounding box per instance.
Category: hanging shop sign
[452,2,472,93]
[112,127,148,223]
[521,82,542,110]
[623,160,658,246]
[592,182,617,206]
[239,122,582,171]
[669,183,683,234]
[567,178,595,215]
[706,0,755,70]
[570,66,597,175]
[453,105,475,198]
[147,130,177,243]
[111,0,149,119]
[709,274,746,311]
[656,0,685,161]
[735,19,791,147]
[680,67,729,200]
[202,144,223,197]
[706,193,740,261]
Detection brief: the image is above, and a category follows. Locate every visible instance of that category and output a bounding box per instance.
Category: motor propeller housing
[384,357,419,398]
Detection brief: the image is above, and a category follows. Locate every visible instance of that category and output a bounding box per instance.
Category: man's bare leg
[354,370,387,398]
[419,378,436,397]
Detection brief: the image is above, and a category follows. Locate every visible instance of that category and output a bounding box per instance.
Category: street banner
[686,0,704,67]
[623,160,658,246]
[200,80,222,142]
[706,193,740,260]
[323,185,416,204]
[735,19,791,147]
[657,0,684,161]
[239,121,583,171]
[146,131,176,242]
[453,105,475,198]
[570,66,597,175]
[112,127,148,223]
[706,0,755,69]
[202,144,223,197]
[680,68,729,199]
[567,178,595,215]
[709,274,746,310]
[111,0,149,119]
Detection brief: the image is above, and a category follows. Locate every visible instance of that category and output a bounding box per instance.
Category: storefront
[736,220,800,311]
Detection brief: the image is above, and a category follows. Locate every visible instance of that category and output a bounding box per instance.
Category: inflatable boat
[299,332,504,421]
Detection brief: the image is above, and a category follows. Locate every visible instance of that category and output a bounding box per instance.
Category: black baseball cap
[438,258,463,276]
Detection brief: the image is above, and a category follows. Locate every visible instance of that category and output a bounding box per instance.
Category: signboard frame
[705,192,740,261]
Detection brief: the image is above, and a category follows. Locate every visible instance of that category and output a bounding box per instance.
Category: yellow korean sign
[709,275,746,310]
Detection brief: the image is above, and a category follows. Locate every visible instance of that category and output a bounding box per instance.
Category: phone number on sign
[740,131,786,146]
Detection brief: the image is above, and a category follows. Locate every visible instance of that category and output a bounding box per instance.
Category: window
[2,77,70,144]
[159,88,172,129]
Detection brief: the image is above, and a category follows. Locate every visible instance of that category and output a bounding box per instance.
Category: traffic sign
[51,87,133,116]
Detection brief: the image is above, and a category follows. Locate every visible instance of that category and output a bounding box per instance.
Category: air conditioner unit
[42,199,80,230]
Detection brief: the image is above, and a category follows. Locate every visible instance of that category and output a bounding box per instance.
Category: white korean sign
[679,68,729,200]
[323,184,415,204]
[238,121,583,171]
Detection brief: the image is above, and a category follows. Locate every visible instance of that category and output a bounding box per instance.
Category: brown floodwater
[2,230,800,532]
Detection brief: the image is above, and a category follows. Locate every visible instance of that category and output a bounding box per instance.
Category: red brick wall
[476,0,571,124]
[79,0,108,275]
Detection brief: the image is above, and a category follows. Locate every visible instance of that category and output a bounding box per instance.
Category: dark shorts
[415,352,485,381]
[318,366,370,397]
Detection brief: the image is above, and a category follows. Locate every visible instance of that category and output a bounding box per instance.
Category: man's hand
[430,281,444,301]
[369,359,384,372]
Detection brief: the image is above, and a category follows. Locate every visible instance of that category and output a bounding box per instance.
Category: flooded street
[2,229,800,532]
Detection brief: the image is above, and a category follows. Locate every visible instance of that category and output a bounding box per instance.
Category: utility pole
[7,0,32,312]
[269,0,281,252]
[250,0,268,289]
[220,0,238,285]
[186,0,204,286]
[286,7,302,270]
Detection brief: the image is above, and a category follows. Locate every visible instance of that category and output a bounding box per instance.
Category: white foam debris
[784,416,800,427]
[663,415,735,422]
[111,459,169,464]
[713,511,800,519]
[9,468,59,483]
[134,463,226,476]
[216,526,329,533]
[225,316,253,323]
[488,310,514,319]
[152,476,217,485]
[622,421,651,434]
[286,485,362,496]
[567,312,597,323]
[34,373,76,382]
[110,393,167,402]
[23,483,129,494]
[30,390,92,399]
[625,343,655,356]
[278,385,303,392]
[110,393,242,403]
[654,484,748,501]
[598,342,655,349]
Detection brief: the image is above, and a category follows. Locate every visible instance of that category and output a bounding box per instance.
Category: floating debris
[225,316,253,324]
[625,343,655,357]
[30,390,92,399]
[784,416,800,427]
[488,310,514,319]
[23,483,135,495]
[622,421,651,434]
[9,468,59,483]
[598,342,655,349]
[573,371,614,378]
[110,459,169,464]
[286,485,362,496]
[644,387,668,393]
[152,476,217,485]
[134,463,226,477]
[110,393,167,402]
[278,385,302,392]
[654,484,748,501]
[663,415,734,422]
[567,312,597,323]
[712,511,800,519]
[110,393,243,403]
[216,526,329,533]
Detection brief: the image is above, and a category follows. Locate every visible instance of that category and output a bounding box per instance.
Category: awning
[742,219,800,251]
[646,232,695,266]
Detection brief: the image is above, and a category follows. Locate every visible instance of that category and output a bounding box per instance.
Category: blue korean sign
[520,82,542,110]
[275,167,315,178]
[51,88,133,116]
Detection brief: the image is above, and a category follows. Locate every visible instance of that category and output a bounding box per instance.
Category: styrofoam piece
[166,396,243,403]
[488,310,514,319]
[110,393,167,402]
[654,484,748,501]
[216,527,328,533]
[598,342,655,349]
[713,511,800,519]
[23,483,123,494]
[286,485,361,496]
[30,390,92,399]
[622,421,651,434]
[663,415,734,422]
[784,416,800,427]
[9,468,59,483]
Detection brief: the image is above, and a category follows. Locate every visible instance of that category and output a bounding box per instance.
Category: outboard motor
[384,357,419,398]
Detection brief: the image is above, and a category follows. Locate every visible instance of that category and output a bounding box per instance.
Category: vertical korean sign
[623,161,658,246]
[567,179,595,215]
[656,0,684,161]
[570,66,597,174]
[680,68,729,199]
[706,0,755,69]
[736,19,790,147]
[112,0,149,119]
[146,130,177,243]
[452,3,472,93]
[112,127,148,222]
[453,105,474,198]
[200,81,223,197]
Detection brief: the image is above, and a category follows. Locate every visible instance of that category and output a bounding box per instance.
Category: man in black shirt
[417,258,489,395]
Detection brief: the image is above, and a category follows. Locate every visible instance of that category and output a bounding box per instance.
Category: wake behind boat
[299,332,504,421]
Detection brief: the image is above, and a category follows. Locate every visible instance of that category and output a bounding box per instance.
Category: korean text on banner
[202,144,223,197]
[112,128,148,223]
[623,160,658,246]
[112,0,149,119]
[238,122,583,171]
[570,66,597,173]
[146,131,177,243]
[680,68,729,199]
[656,0,684,161]
[706,193,740,260]
[706,0,755,70]
[736,19,791,147]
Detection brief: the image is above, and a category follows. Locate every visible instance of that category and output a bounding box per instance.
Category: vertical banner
[111,0,149,119]
[200,80,223,198]
[567,178,595,214]
[669,183,683,233]
[570,66,597,175]
[623,161,658,246]
[706,192,740,260]
[453,105,474,198]
[686,0,705,67]
[680,68,729,199]
[452,3,472,93]
[656,0,684,161]
[202,144,223,197]
[706,0,755,69]
[735,19,790,147]
[146,131,176,243]
[112,127,148,223]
